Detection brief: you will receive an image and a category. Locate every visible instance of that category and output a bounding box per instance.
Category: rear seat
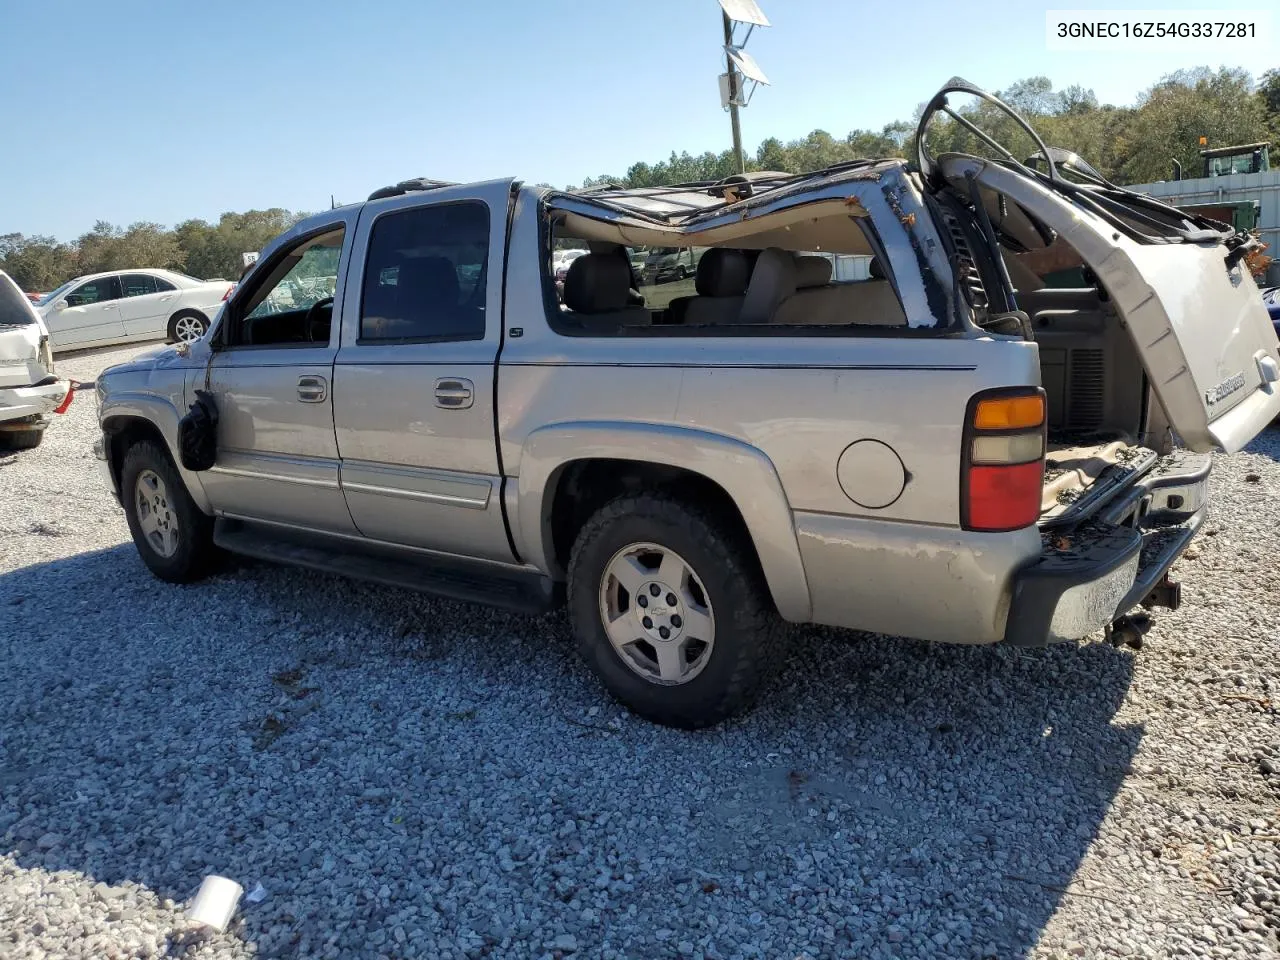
[743,247,907,327]
[666,248,755,325]
[561,253,651,332]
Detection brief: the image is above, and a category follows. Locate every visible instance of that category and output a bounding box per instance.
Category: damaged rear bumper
[0,378,72,432]
[1003,451,1210,647]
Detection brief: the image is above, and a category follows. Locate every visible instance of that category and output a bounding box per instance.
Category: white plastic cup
[185,875,244,932]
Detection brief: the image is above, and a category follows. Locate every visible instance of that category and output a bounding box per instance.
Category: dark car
[1264,286,1280,335]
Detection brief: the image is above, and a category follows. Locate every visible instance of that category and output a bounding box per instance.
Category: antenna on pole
[717,0,771,174]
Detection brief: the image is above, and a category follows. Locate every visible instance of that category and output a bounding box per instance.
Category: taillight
[961,387,1046,532]
[222,285,235,302]
[53,384,75,415]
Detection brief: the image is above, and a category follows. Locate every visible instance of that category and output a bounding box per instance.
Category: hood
[99,340,202,382]
[0,272,56,388]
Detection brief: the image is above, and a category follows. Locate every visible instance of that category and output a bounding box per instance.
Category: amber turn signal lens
[973,395,1045,431]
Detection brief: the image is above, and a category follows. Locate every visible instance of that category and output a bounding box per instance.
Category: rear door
[943,156,1280,452]
[333,179,515,563]
[117,273,175,338]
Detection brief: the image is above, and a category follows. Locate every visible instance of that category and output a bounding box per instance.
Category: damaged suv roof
[558,160,902,225]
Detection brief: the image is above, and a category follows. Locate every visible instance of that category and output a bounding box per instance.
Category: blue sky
[1,0,1273,240]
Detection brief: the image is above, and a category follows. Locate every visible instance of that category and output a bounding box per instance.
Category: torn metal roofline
[552,159,904,227]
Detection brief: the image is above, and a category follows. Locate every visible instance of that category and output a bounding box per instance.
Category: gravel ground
[2,342,1279,959]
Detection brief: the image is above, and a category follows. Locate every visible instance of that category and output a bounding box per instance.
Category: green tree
[1115,68,1270,183]
[76,221,185,275]
[0,234,78,291]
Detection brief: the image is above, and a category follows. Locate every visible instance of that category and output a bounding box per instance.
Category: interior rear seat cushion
[739,248,798,324]
[667,248,755,325]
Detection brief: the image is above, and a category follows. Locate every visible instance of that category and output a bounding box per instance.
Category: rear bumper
[0,378,70,427]
[1004,451,1211,647]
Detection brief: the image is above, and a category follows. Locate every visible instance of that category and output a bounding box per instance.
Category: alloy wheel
[173,315,206,342]
[134,469,179,558]
[598,542,716,685]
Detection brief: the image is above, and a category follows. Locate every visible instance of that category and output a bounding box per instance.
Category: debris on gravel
[1,343,1279,958]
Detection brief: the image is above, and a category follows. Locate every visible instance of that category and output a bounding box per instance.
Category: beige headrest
[793,256,832,289]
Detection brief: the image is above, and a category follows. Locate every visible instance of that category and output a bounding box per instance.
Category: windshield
[37,280,77,306]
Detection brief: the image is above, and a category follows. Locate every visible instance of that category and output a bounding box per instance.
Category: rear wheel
[0,428,44,450]
[168,311,209,344]
[567,494,782,728]
[120,440,218,582]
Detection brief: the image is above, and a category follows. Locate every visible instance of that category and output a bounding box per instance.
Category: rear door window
[121,274,160,297]
[359,202,489,343]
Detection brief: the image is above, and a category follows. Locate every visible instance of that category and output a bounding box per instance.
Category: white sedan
[37,269,234,353]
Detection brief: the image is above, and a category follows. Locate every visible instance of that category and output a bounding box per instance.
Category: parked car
[25,291,43,304]
[95,79,1280,728]
[552,248,588,282]
[0,271,72,450]
[37,268,234,353]
[642,246,702,284]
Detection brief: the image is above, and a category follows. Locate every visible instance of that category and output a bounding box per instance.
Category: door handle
[297,375,328,403]
[434,378,474,409]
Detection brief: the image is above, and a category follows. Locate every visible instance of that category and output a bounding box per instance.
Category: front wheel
[120,440,219,583]
[168,311,209,344]
[567,494,783,728]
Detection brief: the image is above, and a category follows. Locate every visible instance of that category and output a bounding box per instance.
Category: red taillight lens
[962,388,1047,532]
[966,461,1044,531]
[53,384,74,415]
[222,285,235,302]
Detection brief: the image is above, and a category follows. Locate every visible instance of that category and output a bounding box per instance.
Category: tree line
[3,67,1277,293]
[577,67,1279,190]
[1,209,306,294]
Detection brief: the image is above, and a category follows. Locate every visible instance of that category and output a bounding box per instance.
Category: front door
[332,179,515,562]
[198,214,358,534]
[45,275,125,349]
[117,273,177,339]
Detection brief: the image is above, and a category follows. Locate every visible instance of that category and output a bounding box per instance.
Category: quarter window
[359,202,489,343]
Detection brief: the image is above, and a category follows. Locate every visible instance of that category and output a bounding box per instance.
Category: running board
[213,518,560,614]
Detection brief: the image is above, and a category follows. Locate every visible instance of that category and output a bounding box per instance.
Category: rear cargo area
[1017,280,1158,525]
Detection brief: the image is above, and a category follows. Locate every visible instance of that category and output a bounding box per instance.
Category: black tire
[0,429,44,450]
[567,494,783,729]
[120,439,218,583]
[167,310,209,344]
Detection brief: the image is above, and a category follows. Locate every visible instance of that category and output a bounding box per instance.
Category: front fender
[100,392,212,514]
[516,421,812,622]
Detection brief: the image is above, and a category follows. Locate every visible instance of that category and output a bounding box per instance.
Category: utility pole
[717,0,769,176]
[722,9,745,174]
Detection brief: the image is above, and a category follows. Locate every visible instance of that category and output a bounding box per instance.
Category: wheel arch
[516,421,811,622]
[101,398,212,514]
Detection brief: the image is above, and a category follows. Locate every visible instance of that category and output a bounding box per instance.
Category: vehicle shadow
[1250,420,1280,461]
[1,543,1141,958]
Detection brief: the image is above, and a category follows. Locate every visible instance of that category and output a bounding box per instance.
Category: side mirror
[54,300,68,311]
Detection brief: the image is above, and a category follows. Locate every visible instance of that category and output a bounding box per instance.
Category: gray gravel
[2,342,1279,959]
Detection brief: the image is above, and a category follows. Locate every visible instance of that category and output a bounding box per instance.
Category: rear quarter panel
[498,188,1045,641]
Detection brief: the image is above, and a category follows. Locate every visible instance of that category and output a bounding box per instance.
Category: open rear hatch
[918,79,1280,454]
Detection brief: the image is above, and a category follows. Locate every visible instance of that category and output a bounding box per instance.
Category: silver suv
[95,80,1280,727]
